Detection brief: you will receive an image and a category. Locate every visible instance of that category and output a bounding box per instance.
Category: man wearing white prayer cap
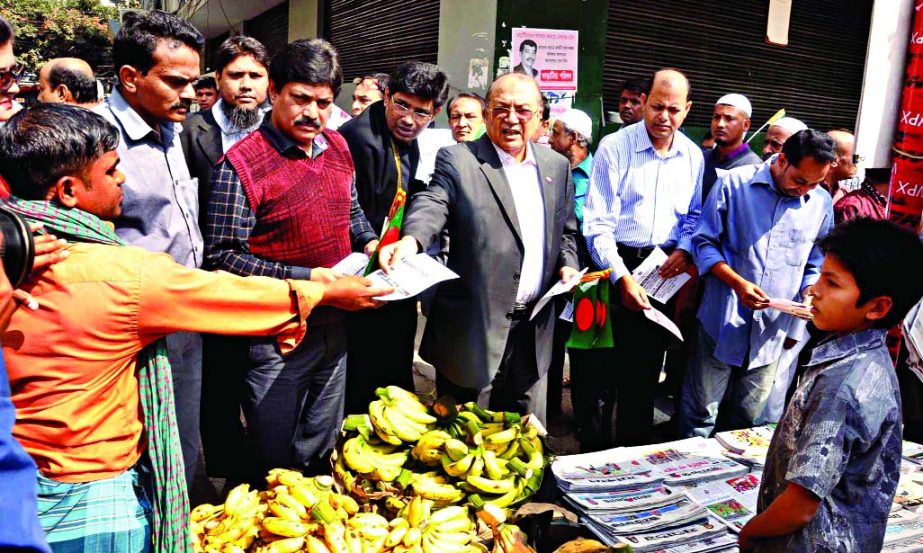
[703,93,762,199]
[763,116,807,158]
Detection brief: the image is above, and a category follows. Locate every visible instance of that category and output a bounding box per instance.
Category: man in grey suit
[179,35,269,482]
[380,73,580,423]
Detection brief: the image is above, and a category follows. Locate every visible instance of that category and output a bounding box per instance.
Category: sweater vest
[225,129,353,271]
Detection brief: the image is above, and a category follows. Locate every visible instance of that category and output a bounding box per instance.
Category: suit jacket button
[513,273,521,282]
[506,313,513,320]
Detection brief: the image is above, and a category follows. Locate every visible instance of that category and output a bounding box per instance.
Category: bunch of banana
[491,523,533,553]
[190,483,266,552]
[409,429,452,466]
[408,471,465,504]
[368,387,437,445]
[341,433,410,482]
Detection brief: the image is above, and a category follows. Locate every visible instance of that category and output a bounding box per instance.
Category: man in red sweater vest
[204,39,380,478]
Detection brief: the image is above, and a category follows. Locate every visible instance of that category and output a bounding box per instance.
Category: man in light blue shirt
[679,129,836,438]
[583,68,703,447]
[93,10,205,490]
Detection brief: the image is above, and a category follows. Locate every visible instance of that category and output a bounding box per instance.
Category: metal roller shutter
[323,0,440,78]
[245,2,291,59]
[603,0,873,130]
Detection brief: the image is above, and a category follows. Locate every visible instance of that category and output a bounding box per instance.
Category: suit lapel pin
[545,176,552,183]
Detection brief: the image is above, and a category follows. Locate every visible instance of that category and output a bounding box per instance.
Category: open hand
[618,274,651,311]
[378,236,419,273]
[320,275,393,310]
[734,279,770,310]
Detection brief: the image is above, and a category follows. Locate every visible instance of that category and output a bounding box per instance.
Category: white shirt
[494,143,546,303]
[211,99,267,153]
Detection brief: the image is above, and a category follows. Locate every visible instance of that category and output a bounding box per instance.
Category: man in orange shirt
[0,103,389,552]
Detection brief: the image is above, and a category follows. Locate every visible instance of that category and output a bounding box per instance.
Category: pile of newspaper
[883,442,923,552]
[552,437,751,552]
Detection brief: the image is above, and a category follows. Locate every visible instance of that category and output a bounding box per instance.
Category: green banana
[368,400,403,445]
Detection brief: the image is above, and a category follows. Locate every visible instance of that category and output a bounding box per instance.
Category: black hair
[48,65,98,103]
[0,15,13,46]
[215,35,270,75]
[817,218,923,328]
[541,94,551,122]
[270,38,342,97]
[519,39,537,52]
[356,73,389,94]
[387,61,450,109]
[0,104,119,200]
[781,129,837,167]
[449,92,486,115]
[620,76,650,96]
[194,76,217,91]
[646,68,691,102]
[113,10,204,77]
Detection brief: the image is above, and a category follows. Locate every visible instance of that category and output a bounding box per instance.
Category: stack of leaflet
[676,472,762,532]
[553,438,744,552]
[884,510,923,549]
[714,425,776,469]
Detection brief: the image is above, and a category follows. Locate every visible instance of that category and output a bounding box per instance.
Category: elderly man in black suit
[380,73,580,423]
[179,35,270,482]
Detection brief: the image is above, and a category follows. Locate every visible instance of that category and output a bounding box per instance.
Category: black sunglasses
[0,63,26,94]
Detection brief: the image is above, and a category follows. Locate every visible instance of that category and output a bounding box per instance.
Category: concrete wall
[433,0,497,128]
[289,0,321,41]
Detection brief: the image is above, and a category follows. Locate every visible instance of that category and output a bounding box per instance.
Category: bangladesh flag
[364,188,407,275]
[567,269,614,349]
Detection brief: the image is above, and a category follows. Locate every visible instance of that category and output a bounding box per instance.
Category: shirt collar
[634,123,684,158]
[806,328,888,366]
[108,87,181,143]
[493,142,538,168]
[716,142,750,162]
[211,99,267,136]
[259,112,329,160]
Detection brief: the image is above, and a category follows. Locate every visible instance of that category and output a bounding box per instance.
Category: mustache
[294,116,322,128]
[171,99,193,110]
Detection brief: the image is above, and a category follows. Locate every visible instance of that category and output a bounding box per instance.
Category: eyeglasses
[490,106,536,122]
[390,100,434,124]
[852,153,864,165]
[0,63,25,94]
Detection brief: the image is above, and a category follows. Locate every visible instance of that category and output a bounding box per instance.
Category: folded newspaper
[885,510,923,546]
[563,485,680,513]
[602,517,730,552]
[586,497,709,536]
[678,472,762,532]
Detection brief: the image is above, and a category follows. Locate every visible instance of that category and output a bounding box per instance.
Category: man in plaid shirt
[204,39,379,477]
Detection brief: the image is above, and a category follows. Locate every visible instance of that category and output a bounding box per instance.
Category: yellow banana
[381,403,427,442]
[497,437,520,460]
[305,535,333,553]
[406,496,425,528]
[344,529,363,553]
[443,439,469,461]
[485,479,524,508]
[276,491,309,519]
[482,449,508,481]
[323,522,348,553]
[289,484,320,509]
[385,526,408,549]
[411,475,465,503]
[265,537,306,553]
[484,426,520,445]
[466,474,516,495]
[261,517,308,538]
[223,484,251,517]
[441,452,474,478]
[380,386,428,410]
[403,527,423,547]
[268,500,303,522]
[427,505,469,526]
[466,448,485,478]
[191,503,223,522]
[342,435,377,474]
[372,462,403,482]
[368,400,403,445]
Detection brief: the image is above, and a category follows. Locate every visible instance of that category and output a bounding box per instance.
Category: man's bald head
[487,72,542,106]
[38,57,98,106]
[647,68,691,103]
[827,129,857,183]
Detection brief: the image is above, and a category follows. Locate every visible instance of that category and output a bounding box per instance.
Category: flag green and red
[365,188,407,275]
[567,269,614,349]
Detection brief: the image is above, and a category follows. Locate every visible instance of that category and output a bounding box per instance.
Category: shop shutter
[323,0,440,79]
[245,2,291,59]
[602,0,873,130]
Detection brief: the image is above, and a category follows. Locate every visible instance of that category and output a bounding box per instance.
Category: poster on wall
[510,27,579,92]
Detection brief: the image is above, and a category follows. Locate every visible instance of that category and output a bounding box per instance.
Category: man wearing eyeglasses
[378,73,580,423]
[583,68,703,447]
[0,17,24,126]
[339,61,450,414]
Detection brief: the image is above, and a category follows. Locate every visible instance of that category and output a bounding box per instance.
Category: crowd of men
[1,7,923,553]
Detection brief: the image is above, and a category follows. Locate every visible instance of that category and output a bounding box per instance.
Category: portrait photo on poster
[510,28,579,92]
